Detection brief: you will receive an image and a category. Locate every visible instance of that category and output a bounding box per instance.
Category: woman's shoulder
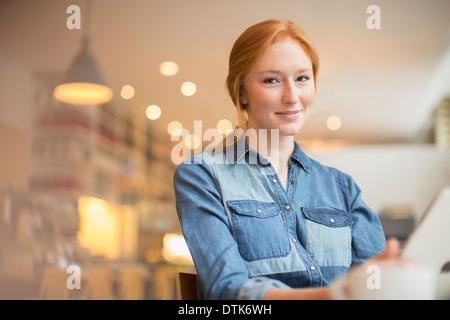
[179,150,230,166]
[306,155,355,186]
[174,150,230,178]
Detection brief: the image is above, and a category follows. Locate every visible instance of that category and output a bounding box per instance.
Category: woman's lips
[275,110,302,119]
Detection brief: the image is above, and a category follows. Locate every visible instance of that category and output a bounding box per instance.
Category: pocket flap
[302,208,352,227]
[227,200,281,218]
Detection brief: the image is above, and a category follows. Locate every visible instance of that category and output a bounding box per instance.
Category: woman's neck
[246,130,294,184]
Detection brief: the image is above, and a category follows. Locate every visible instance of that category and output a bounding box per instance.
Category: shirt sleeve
[173,154,290,299]
[339,172,386,264]
[237,277,292,300]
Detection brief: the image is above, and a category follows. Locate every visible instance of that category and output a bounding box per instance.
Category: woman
[173,19,394,300]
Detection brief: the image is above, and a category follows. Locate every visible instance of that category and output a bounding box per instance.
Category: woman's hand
[330,238,404,300]
[371,237,402,261]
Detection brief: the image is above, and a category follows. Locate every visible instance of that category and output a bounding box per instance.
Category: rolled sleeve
[340,172,386,264]
[237,277,292,300]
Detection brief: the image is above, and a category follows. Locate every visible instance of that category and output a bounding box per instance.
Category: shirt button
[291,238,297,243]
[310,266,316,271]
[256,209,262,213]
[272,179,277,183]
[285,205,291,210]
[289,180,294,184]
[329,218,335,223]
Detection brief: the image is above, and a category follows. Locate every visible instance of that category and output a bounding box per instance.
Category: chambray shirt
[173,138,386,300]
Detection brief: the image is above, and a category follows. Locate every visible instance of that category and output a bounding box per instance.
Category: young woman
[173,19,394,300]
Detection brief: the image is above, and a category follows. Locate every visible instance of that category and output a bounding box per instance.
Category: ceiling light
[181,81,197,96]
[54,1,112,106]
[120,84,135,99]
[167,120,183,136]
[146,105,161,120]
[53,35,113,105]
[217,119,233,134]
[327,115,342,131]
[159,61,179,76]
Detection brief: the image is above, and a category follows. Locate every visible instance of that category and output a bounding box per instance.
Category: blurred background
[0,0,449,299]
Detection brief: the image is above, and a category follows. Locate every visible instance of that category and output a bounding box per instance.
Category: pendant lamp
[53,1,112,105]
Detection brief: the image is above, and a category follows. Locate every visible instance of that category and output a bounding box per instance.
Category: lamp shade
[54,36,113,105]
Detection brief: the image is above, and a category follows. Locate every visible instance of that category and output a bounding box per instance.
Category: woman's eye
[263,78,278,84]
[297,76,309,82]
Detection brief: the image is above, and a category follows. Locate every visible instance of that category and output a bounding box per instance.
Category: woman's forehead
[252,38,313,73]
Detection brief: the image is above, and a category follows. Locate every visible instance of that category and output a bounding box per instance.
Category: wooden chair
[175,272,197,300]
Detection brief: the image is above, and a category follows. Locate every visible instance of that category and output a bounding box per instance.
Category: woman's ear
[239,89,248,107]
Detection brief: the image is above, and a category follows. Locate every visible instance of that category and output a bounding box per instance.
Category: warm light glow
[167,120,183,136]
[216,119,233,134]
[120,84,135,99]
[159,61,179,76]
[54,82,113,105]
[77,197,120,260]
[327,115,342,131]
[162,233,193,265]
[184,133,201,150]
[145,105,161,120]
[299,139,347,153]
[77,197,139,261]
[181,81,197,96]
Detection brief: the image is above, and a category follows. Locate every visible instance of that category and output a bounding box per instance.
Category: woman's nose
[281,81,299,105]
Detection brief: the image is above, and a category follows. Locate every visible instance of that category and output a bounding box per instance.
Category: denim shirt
[173,138,386,300]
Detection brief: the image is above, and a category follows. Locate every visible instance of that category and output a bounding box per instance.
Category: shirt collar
[291,140,311,173]
[224,135,311,173]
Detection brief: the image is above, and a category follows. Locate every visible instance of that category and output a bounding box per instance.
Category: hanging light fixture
[53,1,113,105]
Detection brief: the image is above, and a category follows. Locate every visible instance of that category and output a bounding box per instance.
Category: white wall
[305,143,450,222]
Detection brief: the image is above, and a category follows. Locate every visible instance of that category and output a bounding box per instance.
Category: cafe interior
[0,0,449,300]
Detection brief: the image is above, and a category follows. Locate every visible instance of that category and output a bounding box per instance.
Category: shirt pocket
[227,200,291,262]
[302,207,352,268]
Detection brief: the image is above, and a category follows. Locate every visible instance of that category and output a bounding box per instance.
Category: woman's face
[241,37,316,137]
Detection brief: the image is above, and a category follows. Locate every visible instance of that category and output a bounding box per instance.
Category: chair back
[175,272,197,300]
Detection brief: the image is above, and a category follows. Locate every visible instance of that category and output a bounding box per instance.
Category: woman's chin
[277,124,304,137]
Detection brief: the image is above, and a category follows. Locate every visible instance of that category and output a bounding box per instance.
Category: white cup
[332,260,437,300]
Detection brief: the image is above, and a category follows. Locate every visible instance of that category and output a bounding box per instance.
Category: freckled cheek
[250,89,279,111]
[300,87,316,108]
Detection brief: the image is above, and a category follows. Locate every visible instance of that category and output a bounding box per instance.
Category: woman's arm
[264,287,332,300]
